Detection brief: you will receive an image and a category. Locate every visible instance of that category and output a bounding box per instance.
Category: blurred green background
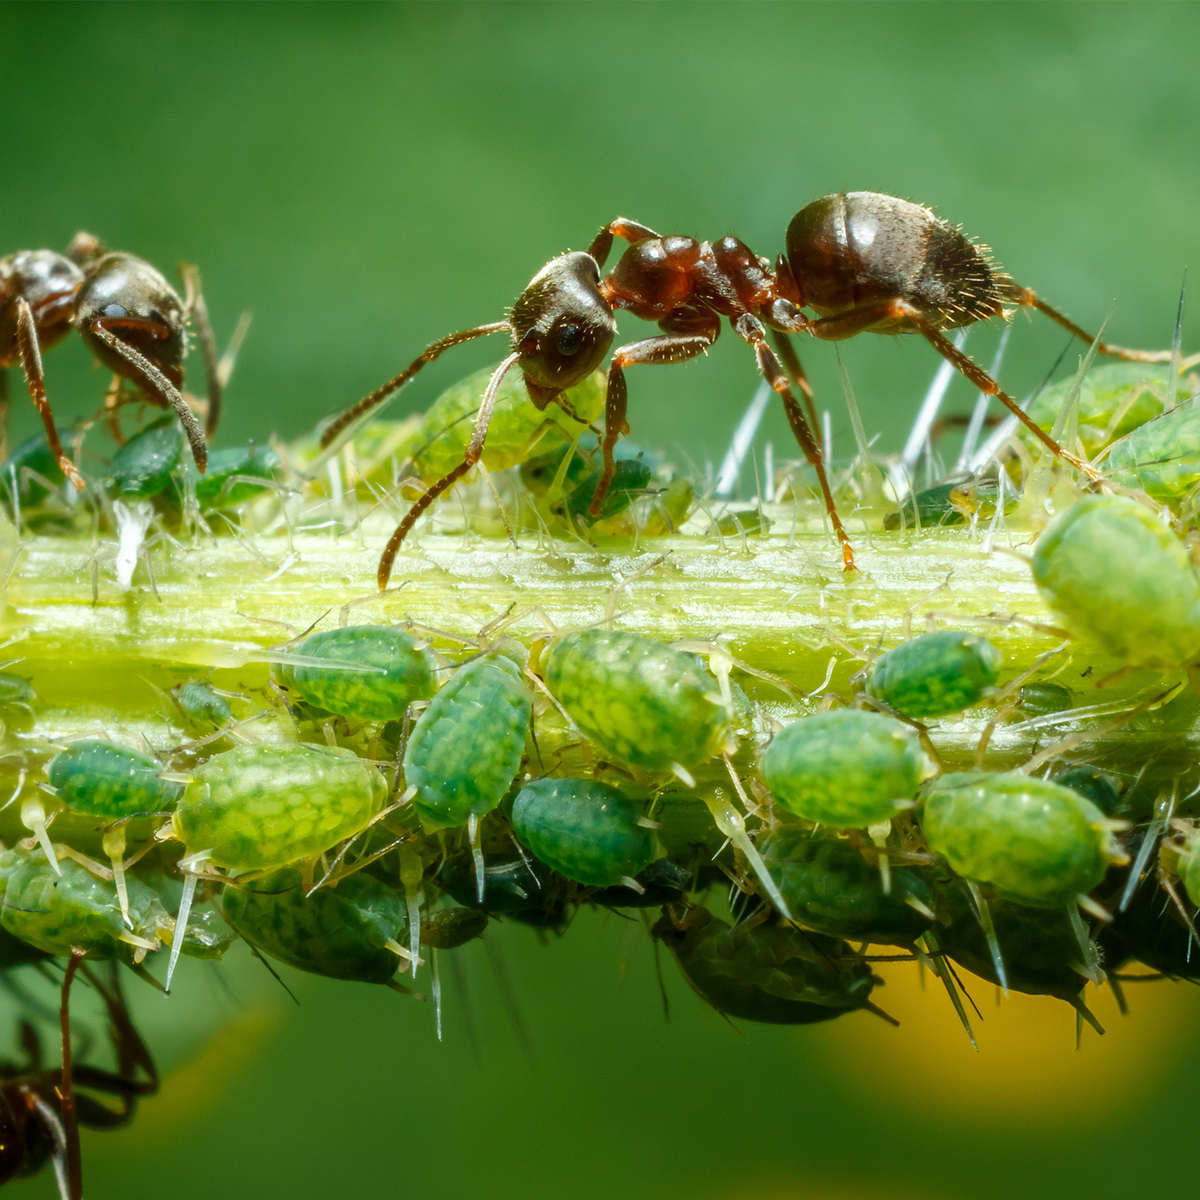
[4,2,1200,1197]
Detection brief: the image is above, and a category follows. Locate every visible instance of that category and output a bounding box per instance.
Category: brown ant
[0,955,158,1199]
[321,191,1169,586]
[0,232,222,489]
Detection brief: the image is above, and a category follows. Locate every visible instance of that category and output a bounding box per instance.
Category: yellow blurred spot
[815,961,1200,1121]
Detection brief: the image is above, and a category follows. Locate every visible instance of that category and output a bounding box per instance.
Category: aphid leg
[431,948,443,1042]
[166,851,209,993]
[377,351,522,588]
[963,880,1008,995]
[399,845,423,979]
[733,313,856,571]
[867,819,893,897]
[102,825,132,929]
[1120,786,1176,912]
[21,793,60,875]
[319,321,510,451]
[13,298,86,491]
[918,932,978,1050]
[699,790,793,921]
[179,263,223,437]
[467,813,486,905]
[88,320,208,474]
[1066,902,1104,986]
[590,319,717,516]
[59,949,86,1200]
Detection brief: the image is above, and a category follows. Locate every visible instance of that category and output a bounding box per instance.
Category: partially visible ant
[0,956,158,1200]
[321,191,1170,587]
[0,232,223,488]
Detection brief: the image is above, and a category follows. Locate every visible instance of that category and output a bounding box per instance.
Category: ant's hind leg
[587,218,662,269]
[320,322,510,450]
[1009,285,1172,365]
[13,298,86,491]
[769,331,819,430]
[179,263,223,437]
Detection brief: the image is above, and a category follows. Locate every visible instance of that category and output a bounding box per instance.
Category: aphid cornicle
[317,191,1165,587]
[865,630,1001,720]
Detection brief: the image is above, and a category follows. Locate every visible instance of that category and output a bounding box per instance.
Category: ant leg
[377,350,522,588]
[13,298,85,491]
[587,218,661,269]
[320,322,510,450]
[1010,286,1172,364]
[180,263,223,437]
[769,331,820,430]
[59,950,85,1200]
[808,299,1102,482]
[590,322,718,514]
[89,320,209,474]
[734,313,855,571]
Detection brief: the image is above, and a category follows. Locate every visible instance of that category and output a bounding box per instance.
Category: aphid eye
[556,324,582,356]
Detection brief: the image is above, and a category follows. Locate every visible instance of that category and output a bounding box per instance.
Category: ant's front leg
[179,263,223,437]
[88,318,209,474]
[733,312,855,571]
[587,218,662,269]
[591,308,719,515]
[13,298,85,491]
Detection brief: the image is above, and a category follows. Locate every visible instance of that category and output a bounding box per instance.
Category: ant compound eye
[556,324,582,356]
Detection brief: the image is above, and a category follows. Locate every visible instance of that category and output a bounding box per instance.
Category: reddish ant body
[0,233,221,488]
[321,191,1168,587]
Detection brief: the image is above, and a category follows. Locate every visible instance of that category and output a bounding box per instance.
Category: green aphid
[439,849,569,929]
[1024,362,1182,458]
[173,742,387,870]
[510,777,657,888]
[921,771,1123,908]
[1,429,69,505]
[222,866,407,984]
[278,625,437,721]
[0,923,50,969]
[1105,404,1200,506]
[175,681,233,727]
[182,444,280,508]
[544,629,734,774]
[1098,873,1200,980]
[411,364,605,485]
[937,884,1100,1009]
[145,871,237,960]
[565,458,652,523]
[760,826,936,945]
[419,907,489,950]
[1031,494,1200,668]
[1053,765,1122,817]
[1180,832,1200,910]
[0,848,164,959]
[590,858,692,908]
[652,906,876,1025]
[108,416,182,500]
[48,740,181,819]
[642,477,696,536]
[653,790,731,886]
[1016,681,1074,717]
[712,509,773,537]
[866,630,1001,719]
[402,652,531,830]
[0,674,34,706]
[760,709,929,828]
[883,480,1016,531]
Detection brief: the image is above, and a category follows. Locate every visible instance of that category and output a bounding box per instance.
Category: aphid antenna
[601,553,667,625]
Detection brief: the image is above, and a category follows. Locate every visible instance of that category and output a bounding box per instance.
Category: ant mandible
[0,232,222,489]
[321,191,1168,587]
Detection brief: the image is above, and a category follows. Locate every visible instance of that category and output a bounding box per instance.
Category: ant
[0,232,222,489]
[320,191,1169,586]
[0,955,157,1199]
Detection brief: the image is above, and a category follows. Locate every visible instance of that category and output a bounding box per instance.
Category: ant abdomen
[786,191,1009,332]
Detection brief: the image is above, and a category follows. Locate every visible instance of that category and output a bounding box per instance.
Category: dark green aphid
[590,858,691,908]
[403,652,531,831]
[48,740,180,819]
[760,826,936,945]
[222,866,408,984]
[544,629,734,774]
[1017,681,1074,717]
[921,771,1123,908]
[883,479,1015,531]
[654,790,731,885]
[183,444,280,508]
[108,416,182,500]
[760,709,929,828]
[510,777,657,888]
[0,922,50,969]
[0,674,34,706]
[278,625,436,721]
[0,847,164,959]
[866,630,1001,719]
[566,458,651,522]
[1098,873,1200,980]
[420,907,489,949]
[439,849,570,929]
[2,429,69,505]
[1054,765,1122,818]
[175,681,233,727]
[144,871,238,960]
[652,906,876,1025]
[712,508,773,537]
[173,742,387,870]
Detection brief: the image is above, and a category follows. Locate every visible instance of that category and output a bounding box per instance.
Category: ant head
[510,252,616,402]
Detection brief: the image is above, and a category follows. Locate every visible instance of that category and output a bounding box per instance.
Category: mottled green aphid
[0,848,163,958]
[1032,494,1200,668]
[866,630,1001,719]
[884,480,1016,531]
[760,826,935,945]
[403,652,531,830]
[760,710,929,828]
[420,907,489,949]
[1054,765,1122,817]
[223,867,407,984]
[2,429,68,505]
[921,772,1123,907]
[1017,681,1073,717]
[279,625,436,721]
[566,458,652,522]
[0,674,34,706]
[510,777,657,888]
[183,444,280,508]
[173,742,387,870]
[1105,401,1200,505]
[48,739,181,818]
[652,907,875,1025]
[175,681,232,727]
[108,416,182,499]
[544,630,733,773]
